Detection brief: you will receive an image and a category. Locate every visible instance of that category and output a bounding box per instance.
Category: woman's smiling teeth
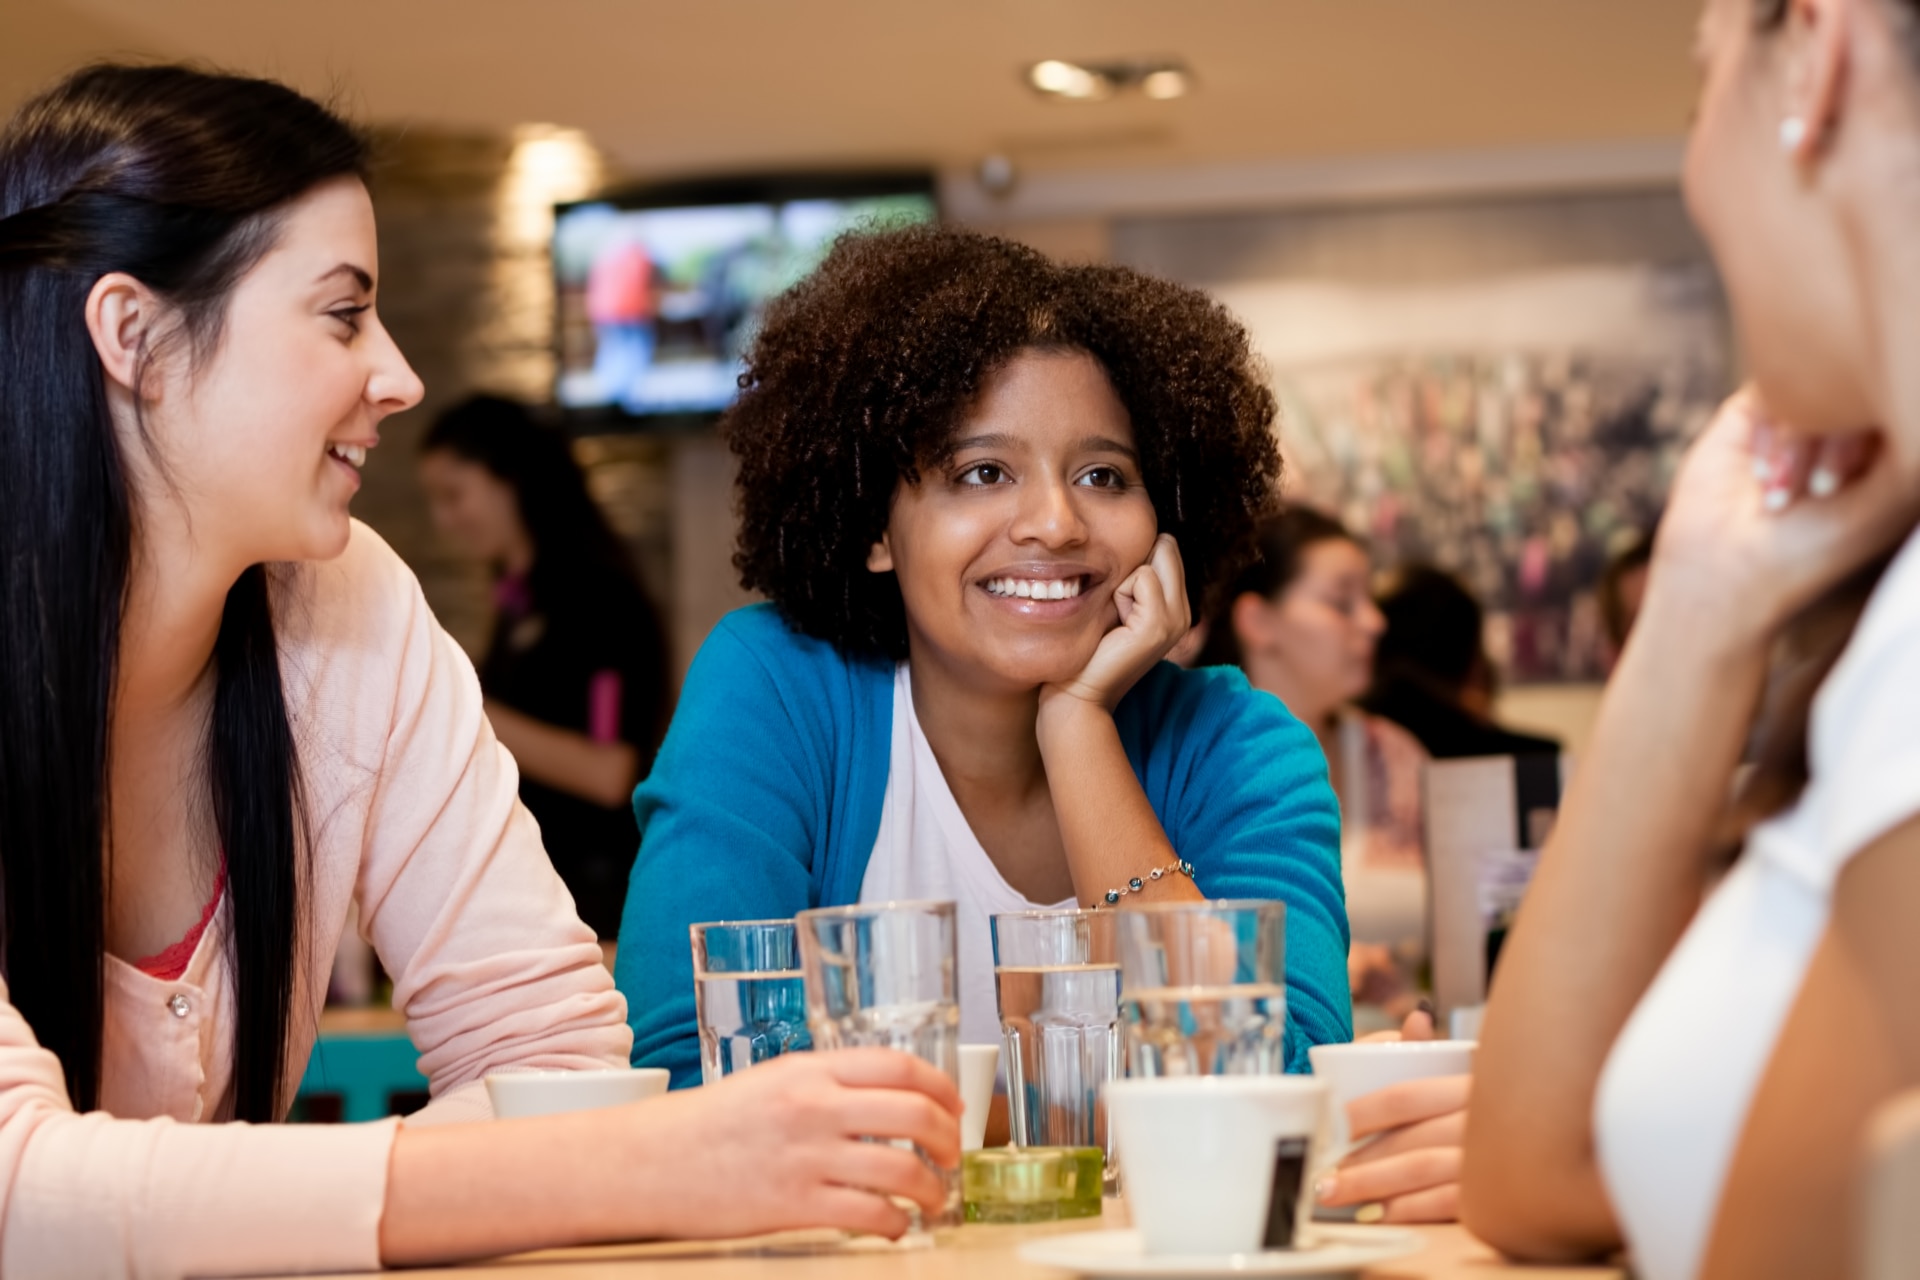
[327,443,367,468]
[984,576,1084,600]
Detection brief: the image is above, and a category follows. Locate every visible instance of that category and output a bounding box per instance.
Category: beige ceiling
[4,1,1700,182]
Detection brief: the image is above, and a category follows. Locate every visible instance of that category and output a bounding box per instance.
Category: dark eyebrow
[317,263,373,291]
[946,432,1140,464]
[947,432,1020,454]
[1078,434,1140,463]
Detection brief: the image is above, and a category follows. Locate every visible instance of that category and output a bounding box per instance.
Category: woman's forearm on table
[382,1111,633,1265]
[1462,590,1770,1258]
[485,700,640,809]
[1035,699,1201,907]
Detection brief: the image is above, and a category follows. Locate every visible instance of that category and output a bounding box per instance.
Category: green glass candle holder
[961,1146,1105,1224]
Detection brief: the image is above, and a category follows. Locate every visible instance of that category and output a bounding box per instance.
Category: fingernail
[1809,466,1839,498]
[1354,1202,1387,1224]
[1762,486,1792,514]
[1314,1175,1337,1203]
[1416,998,1435,1020]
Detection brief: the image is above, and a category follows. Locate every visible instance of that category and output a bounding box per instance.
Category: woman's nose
[1009,474,1088,546]
[367,317,425,415]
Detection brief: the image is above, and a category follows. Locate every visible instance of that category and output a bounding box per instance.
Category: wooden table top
[284,1215,1624,1278]
[300,1011,1621,1278]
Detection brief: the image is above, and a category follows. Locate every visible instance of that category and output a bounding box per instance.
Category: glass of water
[1115,900,1287,1077]
[796,899,961,1227]
[691,919,811,1085]
[991,908,1122,1182]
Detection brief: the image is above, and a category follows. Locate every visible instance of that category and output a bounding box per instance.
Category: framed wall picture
[1117,189,1733,682]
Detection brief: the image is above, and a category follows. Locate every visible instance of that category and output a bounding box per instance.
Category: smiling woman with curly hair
[617,225,1351,1096]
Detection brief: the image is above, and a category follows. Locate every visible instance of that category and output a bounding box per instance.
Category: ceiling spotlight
[1028,59,1111,101]
[1026,58,1193,103]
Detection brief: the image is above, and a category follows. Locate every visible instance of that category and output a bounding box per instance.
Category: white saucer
[1016,1225,1425,1277]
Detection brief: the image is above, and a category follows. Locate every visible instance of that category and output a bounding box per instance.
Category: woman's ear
[84,272,160,394]
[1230,590,1272,650]
[867,531,895,574]
[1779,0,1854,164]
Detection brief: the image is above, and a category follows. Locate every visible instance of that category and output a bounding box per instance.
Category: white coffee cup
[958,1044,1000,1151]
[1307,1040,1476,1154]
[1106,1076,1327,1256]
[485,1067,670,1119]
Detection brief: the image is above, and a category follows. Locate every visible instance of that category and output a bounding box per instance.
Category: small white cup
[1106,1076,1327,1256]
[958,1044,1000,1151]
[1307,1040,1476,1154]
[485,1067,669,1119]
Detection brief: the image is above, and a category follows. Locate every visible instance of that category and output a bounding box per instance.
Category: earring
[1779,117,1809,153]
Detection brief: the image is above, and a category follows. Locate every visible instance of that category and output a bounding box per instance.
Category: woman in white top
[1463,2,1920,1277]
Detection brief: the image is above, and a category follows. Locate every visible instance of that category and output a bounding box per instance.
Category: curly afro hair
[725,224,1281,661]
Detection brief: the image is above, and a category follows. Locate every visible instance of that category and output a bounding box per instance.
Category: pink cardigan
[0,523,632,1279]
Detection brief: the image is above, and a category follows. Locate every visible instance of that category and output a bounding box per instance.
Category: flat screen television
[553,172,939,430]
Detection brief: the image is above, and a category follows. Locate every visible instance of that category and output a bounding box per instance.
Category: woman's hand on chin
[1648,388,1920,652]
[1041,534,1190,718]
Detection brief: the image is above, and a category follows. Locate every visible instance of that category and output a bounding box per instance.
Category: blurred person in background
[419,395,669,939]
[1198,508,1466,1223]
[1464,0,1920,1276]
[1197,508,1429,1023]
[1361,564,1561,760]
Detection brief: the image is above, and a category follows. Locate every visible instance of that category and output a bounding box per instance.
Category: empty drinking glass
[691,919,811,1084]
[796,899,961,1227]
[991,908,1122,1183]
[1115,899,1287,1077]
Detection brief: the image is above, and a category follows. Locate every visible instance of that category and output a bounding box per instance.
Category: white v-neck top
[1594,528,1920,1280]
[860,664,1074,1047]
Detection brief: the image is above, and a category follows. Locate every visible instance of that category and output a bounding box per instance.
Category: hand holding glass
[796,899,962,1228]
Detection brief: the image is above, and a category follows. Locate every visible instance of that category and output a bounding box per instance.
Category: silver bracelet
[1089,859,1195,908]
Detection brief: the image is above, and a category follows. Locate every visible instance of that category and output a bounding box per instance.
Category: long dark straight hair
[0,65,366,1118]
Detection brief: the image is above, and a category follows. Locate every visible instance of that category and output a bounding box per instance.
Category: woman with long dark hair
[1464,0,1920,1275]
[0,63,956,1278]
[420,395,668,938]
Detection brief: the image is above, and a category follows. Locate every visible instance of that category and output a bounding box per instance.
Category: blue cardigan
[616,604,1351,1089]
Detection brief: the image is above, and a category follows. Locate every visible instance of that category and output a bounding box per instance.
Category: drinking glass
[1115,899,1287,1077]
[796,899,961,1227]
[691,920,811,1084]
[991,908,1122,1183]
